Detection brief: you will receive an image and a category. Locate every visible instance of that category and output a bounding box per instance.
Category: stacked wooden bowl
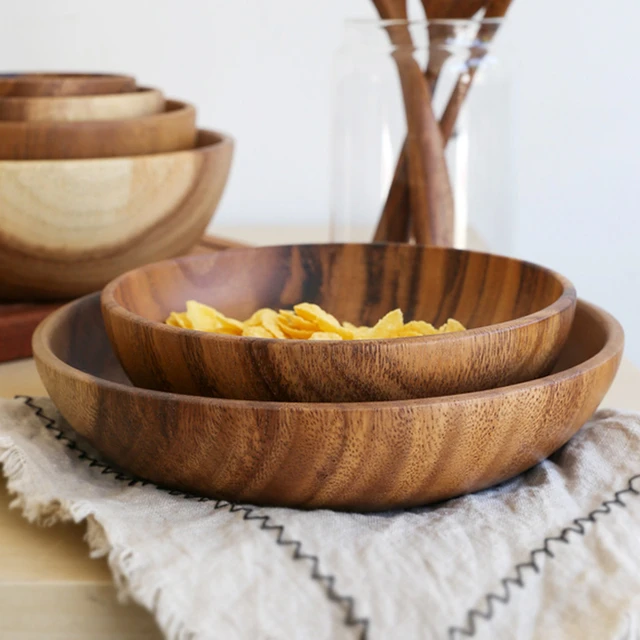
[0,72,234,302]
[32,243,625,512]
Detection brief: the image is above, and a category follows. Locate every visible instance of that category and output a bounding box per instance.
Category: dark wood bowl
[33,293,623,511]
[0,72,136,97]
[0,130,233,301]
[101,244,577,403]
[0,99,195,159]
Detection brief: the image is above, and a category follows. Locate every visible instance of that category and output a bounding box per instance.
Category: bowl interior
[108,244,571,331]
[50,294,605,389]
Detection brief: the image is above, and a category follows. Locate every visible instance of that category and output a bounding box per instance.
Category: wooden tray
[0,234,246,364]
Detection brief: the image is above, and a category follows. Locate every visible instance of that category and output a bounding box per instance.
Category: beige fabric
[1,396,640,640]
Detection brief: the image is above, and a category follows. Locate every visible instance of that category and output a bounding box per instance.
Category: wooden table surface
[1,225,638,638]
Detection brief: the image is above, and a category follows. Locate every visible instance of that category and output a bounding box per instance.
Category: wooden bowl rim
[0,128,232,167]
[0,98,193,132]
[34,294,622,411]
[0,86,162,105]
[101,244,577,347]
[0,72,135,81]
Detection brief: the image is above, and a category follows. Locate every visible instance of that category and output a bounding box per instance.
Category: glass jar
[330,18,514,254]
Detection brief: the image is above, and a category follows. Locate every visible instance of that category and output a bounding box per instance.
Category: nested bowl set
[32,239,624,511]
[13,73,622,512]
[0,72,233,301]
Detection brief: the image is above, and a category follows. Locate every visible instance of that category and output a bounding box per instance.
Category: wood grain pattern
[446,0,487,18]
[0,130,233,301]
[371,0,455,246]
[0,235,248,363]
[373,10,485,244]
[0,99,195,160]
[0,88,164,122]
[0,73,136,97]
[102,244,577,403]
[34,294,623,511]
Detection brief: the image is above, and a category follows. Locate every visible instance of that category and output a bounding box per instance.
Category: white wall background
[3,0,640,364]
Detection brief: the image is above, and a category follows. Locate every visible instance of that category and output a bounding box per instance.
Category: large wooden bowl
[0,130,233,301]
[0,87,164,122]
[102,244,577,403]
[0,73,136,97]
[0,99,195,159]
[33,294,623,511]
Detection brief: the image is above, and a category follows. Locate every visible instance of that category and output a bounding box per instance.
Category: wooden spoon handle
[397,52,454,246]
[373,13,482,245]
[440,0,512,142]
[373,66,439,244]
[374,1,511,244]
[373,17,454,246]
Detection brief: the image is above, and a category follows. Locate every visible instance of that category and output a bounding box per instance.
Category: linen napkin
[1,395,640,640]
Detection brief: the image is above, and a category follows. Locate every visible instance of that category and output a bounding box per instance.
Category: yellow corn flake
[244,308,275,327]
[277,317,315,340]
[309,332,344,341]
[185,300,223,332]
[400,320,439,336]
[368,309,404,338]
[243,325,275,338]
[167,311,193,329]
[256,309,286,339]
[439,318,466,333]
[294,303,354,339]
[166,301,466,340]
[395,329,424,338]
[216,316,243,335]
[280,312,317,332]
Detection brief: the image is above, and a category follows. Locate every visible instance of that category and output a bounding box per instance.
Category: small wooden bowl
[0,73,136,97]
[0,99,195,160]
[33,294,623,511]
[102,244,577,403]
[0,130,233,301]
[0,87,165,122]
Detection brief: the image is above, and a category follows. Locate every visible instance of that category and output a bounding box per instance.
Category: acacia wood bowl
[102,244,577,403]
[34,293,623,511]
[0,87,165,122]
[0,99,195,160]
[0,129,233,301]
[0,72,136,97]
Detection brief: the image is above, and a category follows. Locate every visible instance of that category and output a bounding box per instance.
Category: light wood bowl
[0,99,195,160]
[0,130,233,301]
[102,244,577,403]
[0,87,165,122]
[0,73,136,97]
[33,294,623,511]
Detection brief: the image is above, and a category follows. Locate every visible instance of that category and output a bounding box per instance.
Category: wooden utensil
[0,130,233,301]
[371,0,455,246]
[102,243,576,403]
[440,0,513,143]
[373,0,487,243]
[34,294,622,511]
[0,73,136,97]
[0,99,196,160]
[0,87,164,122]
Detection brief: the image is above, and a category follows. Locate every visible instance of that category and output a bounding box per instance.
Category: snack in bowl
[166,301,466,340]
[101,243,577,403]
